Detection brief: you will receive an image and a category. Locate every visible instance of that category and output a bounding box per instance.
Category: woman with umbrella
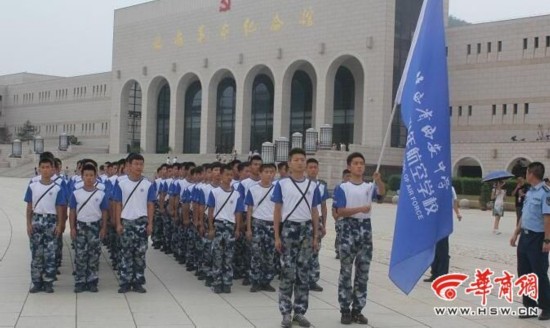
[491,180,506,235]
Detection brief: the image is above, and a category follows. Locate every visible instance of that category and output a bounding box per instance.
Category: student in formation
[112,153,156,293]
[332,152,385,325]
[332,169,351,259]
[272,148,321,328]
[68,163,109,293]
[24,157,67,293]
[245,163,277,293]
[237,155,262,286]
[305,158,329,292]
[207,164,244,294]
[152,164,168,250]
[277,161,289,179]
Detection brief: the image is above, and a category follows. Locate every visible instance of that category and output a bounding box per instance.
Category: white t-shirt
[198,183,216,214]
[333,181,378,219]
[245,183,275,221]
[112,177,156,220]
[271,177,321,222]
[69,188,109,222]
[24,181,67,215]
[207,187,245,223]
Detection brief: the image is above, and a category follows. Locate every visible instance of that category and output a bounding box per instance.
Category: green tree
[16,120,37,142]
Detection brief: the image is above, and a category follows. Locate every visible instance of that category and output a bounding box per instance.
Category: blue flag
[389,0,453,295]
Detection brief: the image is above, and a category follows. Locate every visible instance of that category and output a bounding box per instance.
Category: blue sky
[1,0,549,76]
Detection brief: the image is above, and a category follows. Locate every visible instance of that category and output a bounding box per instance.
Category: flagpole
[375,101,399,172]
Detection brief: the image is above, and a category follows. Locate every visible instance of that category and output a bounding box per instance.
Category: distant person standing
[513,177,529,227]
[491,180,506,235]
[166,156,171,165]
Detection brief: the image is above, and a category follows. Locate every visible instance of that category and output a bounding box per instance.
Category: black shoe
[205,277,213,287]
[341,312,352,325]
[29,284,42,293]
[423,276,435,282]
[242,278,251,286]
[43,283,54,293]
[74,284,86,293]
[133,284,147,293]
[186,266,196,272]
[165,249,173,255]
[250,284,260,293]
[539,310,550,321]
[178,258,186,265]
[198,273,206,281]
[335,254,340,260]
[261,283,276,292]
[352,313,368,325]
[153,244,161,249]
[213,286,223,294]
[309,282,323,292]
[194,270,200,277]
[88,284,98,293]
[56,269,61,275]
[118,284,130,293]
[223,285,231,294]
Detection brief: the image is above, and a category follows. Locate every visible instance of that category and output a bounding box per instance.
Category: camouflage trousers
[279,221,313,315]
[334,220,342,257]
[29,214,58,284]
[74,221,101,285]
[338,218,373,313]
[163,214,174,251]
[309,221,324,284]
[250,219,275,286]
[151,207,164,247]
[56,234,63,268]
[119,217,148,286]
[196,217,212,277]
[172,222,186,260]
[184,213,197,269]
[211,220,235,288]
[233,217,251,279]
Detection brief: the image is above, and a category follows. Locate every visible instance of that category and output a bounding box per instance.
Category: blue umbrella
[482,170,515,183]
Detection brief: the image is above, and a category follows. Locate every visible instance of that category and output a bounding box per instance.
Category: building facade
[1,0,549,178]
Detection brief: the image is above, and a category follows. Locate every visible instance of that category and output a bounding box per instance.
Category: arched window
[127,81,142,152]
[250,74,274,152]
[215,78,236,154]
[290,70,313,138]
[156,84,170,153]
[184,81,202,153]
[333,66,355,145]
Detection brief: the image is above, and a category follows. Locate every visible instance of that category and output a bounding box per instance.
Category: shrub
[388,175,401,191]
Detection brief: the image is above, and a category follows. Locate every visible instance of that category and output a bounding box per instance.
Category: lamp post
[59,133,69,151]
[33,135,44,154]
[261,142,275,164]
[305,128,318,154]
[275,137,289,162]
[319,124,333,150]
[12,139,22,158]
[291,132,303,149]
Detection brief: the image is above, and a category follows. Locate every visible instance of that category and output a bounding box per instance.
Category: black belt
[284,220,311,226]
[253,218,274,225]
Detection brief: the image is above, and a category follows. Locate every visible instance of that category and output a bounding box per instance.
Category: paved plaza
[0,177,548,327]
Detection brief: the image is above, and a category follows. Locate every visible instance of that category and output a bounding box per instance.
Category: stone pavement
[0,177,548,328]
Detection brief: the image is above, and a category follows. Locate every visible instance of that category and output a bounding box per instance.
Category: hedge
[388,175,523,196]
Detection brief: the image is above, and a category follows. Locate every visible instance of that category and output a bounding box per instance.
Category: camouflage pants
[308,221,324,284]
[279,221,313,315]
[211,220,235,288]
[338,218,373,313]
[201,236,213,278]
[163,214,173,251]
[250,219,275,286]
[56,235,63,268]
[334,220,342,256]
[74,221,101,285]
[29,214,58,284]
[119,217,148,286]
[233,217,250,279]
[185,215,198,268]
[173,223,186,259]
[151,207,164,246]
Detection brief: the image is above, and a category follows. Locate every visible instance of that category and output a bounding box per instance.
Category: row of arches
[121,56,364,154]
[453,156,532,178]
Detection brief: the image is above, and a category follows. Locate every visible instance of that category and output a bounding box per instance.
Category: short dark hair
[289,148,306,159]
[126,153,144,164]
[230,159,241,168]
[39,157,54,167]
[250,155,262,163]
[82,158,98,168]
[210,162,223,171]
[54,158,62,169]
[346,152,365,166]
[194,166,204,174]
[528,162,545,180]
[306,158,319,166]
[40,151,55,161]
[82,163,97,175]
[221,164,232,174]
[99,165,105,171]
[238,162,250,172]
[184,162,196,170]
[342,169,351,176]
[277,161,288,170]
[260,163,277,172]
